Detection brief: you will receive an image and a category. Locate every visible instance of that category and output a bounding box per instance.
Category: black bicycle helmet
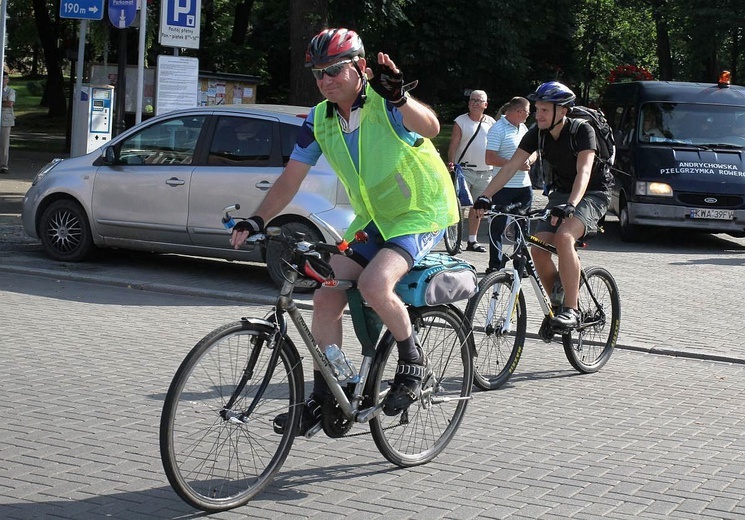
[527,81,576,106]
[305,28,365,67]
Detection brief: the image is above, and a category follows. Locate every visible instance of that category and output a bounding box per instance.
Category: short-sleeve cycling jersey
[518,119,612,193]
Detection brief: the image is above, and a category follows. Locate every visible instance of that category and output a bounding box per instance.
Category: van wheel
[265,220,324,293]
[618,198,647,242]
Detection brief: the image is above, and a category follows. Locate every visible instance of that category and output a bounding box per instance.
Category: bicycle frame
[488,211,581,336]
[225,265,384,440]
[489,208,611,341]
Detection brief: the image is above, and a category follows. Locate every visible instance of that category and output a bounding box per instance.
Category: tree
[288,0,328,106]
[31,0,67,116]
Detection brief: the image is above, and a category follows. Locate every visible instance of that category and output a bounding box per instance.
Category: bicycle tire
[160,320,304,512]
[465,271,526,390]
[368,305,474,467]
[562,266,621,373]
[444,198,463,255]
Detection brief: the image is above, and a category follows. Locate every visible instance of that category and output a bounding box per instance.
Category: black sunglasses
[311,59,354,80]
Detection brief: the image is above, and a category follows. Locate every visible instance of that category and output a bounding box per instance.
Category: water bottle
[324,344,359,383]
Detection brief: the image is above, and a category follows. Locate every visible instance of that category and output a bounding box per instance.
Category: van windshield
[639,102,745,148]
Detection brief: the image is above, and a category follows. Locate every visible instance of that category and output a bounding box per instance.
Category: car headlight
[31,159,64,186]
[635,181,673,197]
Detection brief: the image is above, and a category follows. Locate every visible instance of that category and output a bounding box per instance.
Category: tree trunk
[32,0,67,117]
[288,0,328,106]
[652,0,673,80]
[231,0,255,44]
[200,0,215,71]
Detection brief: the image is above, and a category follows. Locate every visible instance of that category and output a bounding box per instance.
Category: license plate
[689,208,734,220]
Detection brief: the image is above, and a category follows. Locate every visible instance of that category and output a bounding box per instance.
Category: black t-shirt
[519,119,612,193]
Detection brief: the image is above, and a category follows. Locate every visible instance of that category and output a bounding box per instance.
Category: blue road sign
[166,0,198,28]
[59,0,105,20]
[108,0,137,28]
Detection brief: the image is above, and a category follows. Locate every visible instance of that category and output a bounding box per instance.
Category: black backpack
[566,105,616,170]
[533,106,616,193]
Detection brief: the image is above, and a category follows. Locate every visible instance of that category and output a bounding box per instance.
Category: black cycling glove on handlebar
[233,216,264,235]
[474,195,492,212]
[550,203,575,220]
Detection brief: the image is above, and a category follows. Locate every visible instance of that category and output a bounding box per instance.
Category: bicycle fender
[240,317,276,330]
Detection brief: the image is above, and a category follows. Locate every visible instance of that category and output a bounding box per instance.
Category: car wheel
[39,199,95,262]
[266,220,325,293]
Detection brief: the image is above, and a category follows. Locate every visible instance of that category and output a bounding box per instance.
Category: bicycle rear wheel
[562,267,621,373]
[160,320,303,512]
[368,305,474,467]
[444,198,463,255]
[465,271,526,390]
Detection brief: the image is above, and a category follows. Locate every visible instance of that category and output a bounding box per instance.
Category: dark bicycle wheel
[562,266,621,373]
[444,198,463,255]
[160,320,304,512]
[465,270,526,390]
[367,305,474,467]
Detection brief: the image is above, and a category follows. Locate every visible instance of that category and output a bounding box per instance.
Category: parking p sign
[159,0,202,50]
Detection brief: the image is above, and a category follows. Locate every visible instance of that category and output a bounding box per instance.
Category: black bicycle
[159,206,475,511]
[465,204,621,390]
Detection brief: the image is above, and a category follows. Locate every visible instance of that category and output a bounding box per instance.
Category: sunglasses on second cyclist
[311,59,355,80]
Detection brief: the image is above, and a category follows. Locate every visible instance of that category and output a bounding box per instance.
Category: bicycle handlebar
[221,204,353,284]
[488,203,550,221]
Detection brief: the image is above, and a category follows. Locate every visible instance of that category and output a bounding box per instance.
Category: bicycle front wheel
[562,267,621,373]
[465,271,526,390]
[160,320,303,512]
[444,198,463,255]
[368,305,474,467]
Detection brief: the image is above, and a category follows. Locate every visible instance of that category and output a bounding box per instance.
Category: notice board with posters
[197,72,260,106]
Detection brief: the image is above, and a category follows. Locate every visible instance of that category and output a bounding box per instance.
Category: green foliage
[9,0,745,125]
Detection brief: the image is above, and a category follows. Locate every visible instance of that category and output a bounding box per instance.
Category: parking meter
[87,85,115,153]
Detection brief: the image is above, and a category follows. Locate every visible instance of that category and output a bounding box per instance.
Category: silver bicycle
[160,206,475,511]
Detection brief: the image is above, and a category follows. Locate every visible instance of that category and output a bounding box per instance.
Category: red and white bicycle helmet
[305,28,365,67]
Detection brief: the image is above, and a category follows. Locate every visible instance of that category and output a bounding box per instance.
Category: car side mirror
[103,146,116,164]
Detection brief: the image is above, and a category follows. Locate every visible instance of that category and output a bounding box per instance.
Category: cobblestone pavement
[2,274,745,519]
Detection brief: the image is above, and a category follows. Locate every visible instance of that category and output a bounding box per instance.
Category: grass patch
[10,76,67,153]
[432,124,452,162]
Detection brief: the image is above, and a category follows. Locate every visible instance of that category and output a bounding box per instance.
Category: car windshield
[639,102,745,147]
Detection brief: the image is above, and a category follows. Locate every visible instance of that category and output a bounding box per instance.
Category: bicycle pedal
[303,420,323,439]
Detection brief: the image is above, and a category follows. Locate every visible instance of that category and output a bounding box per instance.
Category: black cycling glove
[550,203,576,220]
[474,195,492,212]
[370,65,419,107]
[233,216,264,235]
[369,63,405,103]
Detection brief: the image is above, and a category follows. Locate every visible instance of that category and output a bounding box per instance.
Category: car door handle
[255,181,274,191]
[166,177,186,186]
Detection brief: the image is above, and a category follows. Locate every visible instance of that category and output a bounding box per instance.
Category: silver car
[22,104,354,289]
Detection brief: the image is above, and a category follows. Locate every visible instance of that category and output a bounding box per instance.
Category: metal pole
[114,28,127,136]
[70,19,88,157]
[0,0,8,74]
[135,0,146,124]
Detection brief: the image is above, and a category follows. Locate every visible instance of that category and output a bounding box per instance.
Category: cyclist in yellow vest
[230,28,458,435]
